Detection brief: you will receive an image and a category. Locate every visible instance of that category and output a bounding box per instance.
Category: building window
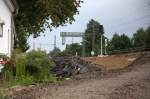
[0,18,5,37]
[0,23,4,37]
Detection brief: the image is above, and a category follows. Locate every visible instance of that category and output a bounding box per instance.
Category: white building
[0,0,18,56]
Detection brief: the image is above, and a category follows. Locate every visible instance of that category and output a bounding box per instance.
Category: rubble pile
[51,57,90,77]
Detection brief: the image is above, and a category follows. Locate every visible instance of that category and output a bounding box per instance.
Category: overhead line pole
[92,22,95,56]
[101,34,103,56]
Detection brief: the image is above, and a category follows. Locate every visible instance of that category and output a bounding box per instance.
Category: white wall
[0,0,12,56]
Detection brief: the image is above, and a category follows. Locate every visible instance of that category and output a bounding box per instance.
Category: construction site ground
[6,52,150,99]
[83,52,142,70]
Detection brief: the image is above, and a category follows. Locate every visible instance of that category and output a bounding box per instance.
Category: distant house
[0,0,18,56]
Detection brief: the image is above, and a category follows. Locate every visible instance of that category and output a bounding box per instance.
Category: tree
[110,33,120,50]
[120,34,132,48]
[145,26,150,45]
[132,28,147,47]
[65,43,82,56]
[82,19,104,56]
[15,0,82,51]
[49,48,62,57]
[111,34,132,50]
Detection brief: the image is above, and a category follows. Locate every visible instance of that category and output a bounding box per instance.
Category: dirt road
[9,53,150,99]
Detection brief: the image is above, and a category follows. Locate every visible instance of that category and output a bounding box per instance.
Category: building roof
[11,0,19,15]
[4,0,19,15]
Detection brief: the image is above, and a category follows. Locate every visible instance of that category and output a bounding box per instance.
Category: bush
[0,54,8,60]
[11,49,22,57]
[26,50,55,82]
[0,49,23,79]
[16,54,27,78]
[0,50,58,87]
[0,56,15,81]
[1,68,14,82]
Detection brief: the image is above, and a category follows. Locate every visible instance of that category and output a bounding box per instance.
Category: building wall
[0,0,12,56]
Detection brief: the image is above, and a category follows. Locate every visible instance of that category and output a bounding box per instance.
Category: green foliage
[11,49,22,57]
[108,26,150,54]
[49,48,62,57]
[1,58,15,82]
[15,76,34,86]
[15,0,82,51]
[145,26,150,45]
[0,54,8,60]
[110,34,120,50]
[0,92,4,99]
[132,28,147,47]
[26,50,54,82]
[65,43,82,56]
[16,54,27,78]
[132,27,150,47]
[0,49,22,79]
[1,68,14,82]
[0,50,59,92]
[49,43,83,57]
[83,19,104,56]
[111,34,132,50]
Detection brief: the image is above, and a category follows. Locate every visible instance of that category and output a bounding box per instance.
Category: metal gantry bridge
[60,32,108,57]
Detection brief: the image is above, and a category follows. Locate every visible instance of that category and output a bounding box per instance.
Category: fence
[110,45,150,54]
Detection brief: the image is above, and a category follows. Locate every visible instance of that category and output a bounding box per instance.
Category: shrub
[26,50,55,82]
[16,54,27,78]
[1,68,14,82]
[1,50,58,86]
[0,54,8,59]
[0,55,15,81]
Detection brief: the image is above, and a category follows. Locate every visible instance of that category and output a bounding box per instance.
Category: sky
[28,0,150,52]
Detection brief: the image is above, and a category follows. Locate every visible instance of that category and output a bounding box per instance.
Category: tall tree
[145,26,150,45]
[111,34,132,50]
[15,0,82,51]
[132,28,147,47]
[83,19,104,56]
[65,43,82,56]
[110,33,120,50]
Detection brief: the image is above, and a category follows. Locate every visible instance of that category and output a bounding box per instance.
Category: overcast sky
[28,0,150,52]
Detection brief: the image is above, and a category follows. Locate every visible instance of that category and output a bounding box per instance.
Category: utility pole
[92,22,95,56]
[82,35,86,57]
[100,34,103,57]
[98,25,104,57]
[105,38,108,55]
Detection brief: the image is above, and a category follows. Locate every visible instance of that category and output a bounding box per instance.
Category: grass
[0,74,60,98]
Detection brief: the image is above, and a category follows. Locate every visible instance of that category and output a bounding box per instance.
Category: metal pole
[101,34,103,56]
[82,35,85,57]
[105,38,107,55]
[92,22,95,54]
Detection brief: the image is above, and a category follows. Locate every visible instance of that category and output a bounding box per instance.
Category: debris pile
[51,57,89,77]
